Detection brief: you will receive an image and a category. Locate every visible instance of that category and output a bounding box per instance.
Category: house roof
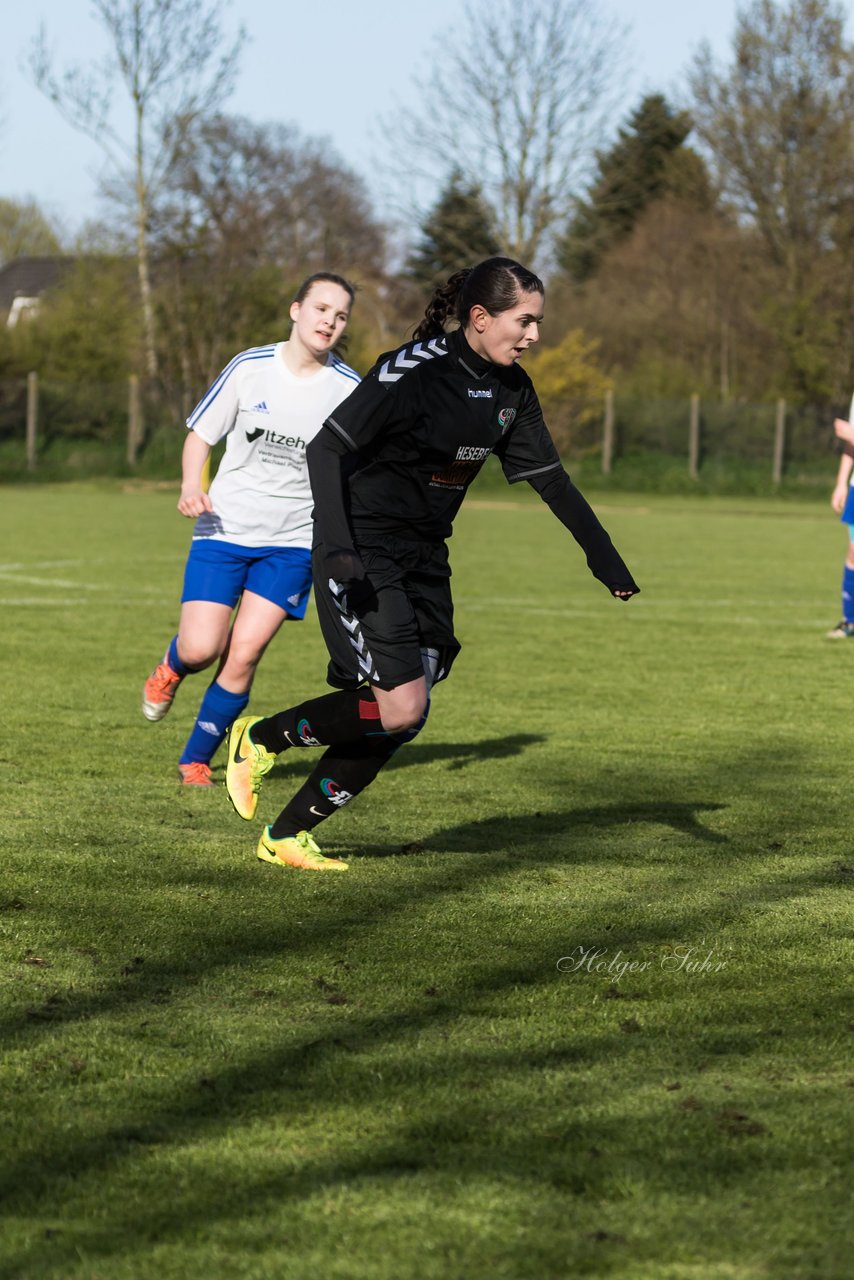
[0,257,75,312]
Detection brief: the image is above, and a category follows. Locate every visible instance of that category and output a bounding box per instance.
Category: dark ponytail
[413,257,543,342]
[413,269,473,341]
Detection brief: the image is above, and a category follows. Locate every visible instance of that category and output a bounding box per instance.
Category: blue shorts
[842,487,854,532]
[181,539,313,617]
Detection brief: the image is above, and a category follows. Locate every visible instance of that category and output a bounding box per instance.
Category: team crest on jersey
[498,407,516,428]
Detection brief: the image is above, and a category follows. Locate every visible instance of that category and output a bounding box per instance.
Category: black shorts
[313,536,461,691]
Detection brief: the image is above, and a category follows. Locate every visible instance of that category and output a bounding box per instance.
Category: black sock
[269,738,400,839]
[251,688,385,754]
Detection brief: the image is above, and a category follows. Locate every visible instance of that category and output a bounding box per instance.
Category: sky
[0,0,849,237]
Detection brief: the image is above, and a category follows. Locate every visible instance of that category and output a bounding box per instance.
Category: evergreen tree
[558,94,710,282]
[407,170,500,290]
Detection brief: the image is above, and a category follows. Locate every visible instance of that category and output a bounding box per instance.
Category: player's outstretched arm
[528,468,640,599]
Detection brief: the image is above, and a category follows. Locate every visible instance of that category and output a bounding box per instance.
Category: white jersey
[187,342,360,548]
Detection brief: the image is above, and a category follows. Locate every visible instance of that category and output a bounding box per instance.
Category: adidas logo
[250,400,270,413]
[198,720,219,735]
[287,593,301,606]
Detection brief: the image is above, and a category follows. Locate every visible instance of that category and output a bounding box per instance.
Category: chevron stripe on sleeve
[377,336,448,384]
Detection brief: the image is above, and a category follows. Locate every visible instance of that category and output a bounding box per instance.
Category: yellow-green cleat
[256,828,348,872]
[226,716,275,821]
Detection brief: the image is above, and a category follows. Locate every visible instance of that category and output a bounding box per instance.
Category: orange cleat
[142,659,183,721]
[178,761,213,787]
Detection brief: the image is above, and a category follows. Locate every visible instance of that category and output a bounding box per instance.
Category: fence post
[128,374,142,465]
[773,398,786,485]
[602,387,614,474]
[26,372,38,472]
[689,393,700,478]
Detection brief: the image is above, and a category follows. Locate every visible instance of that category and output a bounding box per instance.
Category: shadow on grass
[2,912,850,1277]
[353,800,730,858]
[1,743,849,1274]
[0,788,736,1047]
[265,732,547,785]
[0,732,831,1053]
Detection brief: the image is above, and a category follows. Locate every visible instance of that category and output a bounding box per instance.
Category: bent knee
[379,711,424,734]
[220,647,262,683]
[176,642,218,670]
[378,697,428,735]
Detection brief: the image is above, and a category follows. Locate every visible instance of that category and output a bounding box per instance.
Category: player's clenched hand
[325,549,375,611]
[325,549,365,587]
[178,488,214,518]
[610,584,640,601]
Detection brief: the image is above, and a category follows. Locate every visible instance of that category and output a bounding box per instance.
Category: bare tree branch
[688,0,854,288]
[27,0,246,379]
[378,0,627,270]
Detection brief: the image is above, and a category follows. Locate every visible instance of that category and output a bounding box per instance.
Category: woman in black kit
[225,257,640,871]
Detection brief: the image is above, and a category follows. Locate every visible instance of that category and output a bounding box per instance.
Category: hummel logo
[467,388,493,398]
[250,401,270,413]
[245,427,265,443]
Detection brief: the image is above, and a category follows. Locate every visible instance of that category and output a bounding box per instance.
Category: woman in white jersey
[141,273,360,785]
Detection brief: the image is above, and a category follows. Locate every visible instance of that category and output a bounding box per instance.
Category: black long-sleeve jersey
[307,326,639,594]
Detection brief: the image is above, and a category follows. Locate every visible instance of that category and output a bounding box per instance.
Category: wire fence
[0,374,177,475]
[0,373,841,485]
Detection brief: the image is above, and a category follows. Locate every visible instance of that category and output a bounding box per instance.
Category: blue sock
[167,635,190,678]
[180,681,250,765]
[842,567,854,623]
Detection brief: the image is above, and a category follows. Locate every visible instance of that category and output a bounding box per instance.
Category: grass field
[1,479,851,1280]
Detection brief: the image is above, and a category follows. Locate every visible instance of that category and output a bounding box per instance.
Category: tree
[29,0,246,380]
[0,197,63,265]
[1,255,140,448]
[384,0,626,270]
[558,94,712,282]
[25,256,138,386]
[158,115,384,276]
[406,170,500,290]
[558,198,775,399]
[689,0,854,285]
[688,0,854,398]
[152,114,388,394]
